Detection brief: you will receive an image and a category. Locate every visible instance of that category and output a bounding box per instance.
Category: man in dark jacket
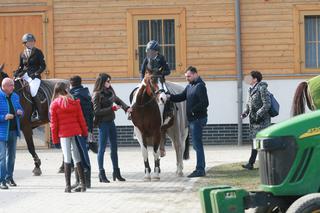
[14,33,46,121]
[167,66,209,178]
[69,75,93,189]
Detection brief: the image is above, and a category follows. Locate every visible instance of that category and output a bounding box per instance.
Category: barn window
[127,8,186,78]
[138,19,176,70]
[295,6,320,73]
[304,15,320,68]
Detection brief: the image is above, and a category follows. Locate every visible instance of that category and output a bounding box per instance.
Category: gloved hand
[240,113,247,119]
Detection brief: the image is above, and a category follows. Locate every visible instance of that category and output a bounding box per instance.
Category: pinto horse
[292,75,320,116]
[0,64,66,175]
[131,67,189,181]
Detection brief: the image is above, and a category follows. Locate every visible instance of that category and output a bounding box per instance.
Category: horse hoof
[151,176,160,181]
[143,175,151,182]
[33,167,42,176]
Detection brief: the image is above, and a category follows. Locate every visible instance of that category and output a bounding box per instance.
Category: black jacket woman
[92,73,131,182]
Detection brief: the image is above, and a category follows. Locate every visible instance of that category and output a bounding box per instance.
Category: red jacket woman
[49,82,88,193]
[50,97,88,144]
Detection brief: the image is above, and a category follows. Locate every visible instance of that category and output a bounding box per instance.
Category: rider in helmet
[136,41,173,157]
[14,33,46,121]
[140,40,171,80]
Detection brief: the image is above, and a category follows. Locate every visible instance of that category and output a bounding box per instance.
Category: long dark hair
[93,73,112,92]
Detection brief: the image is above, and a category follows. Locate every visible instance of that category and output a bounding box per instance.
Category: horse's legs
[141,144,151,181]
[135,127,151,181]
[152,143,161,181]
[174,139,184,177]
[169,129,186,177]
[22,127,42,176]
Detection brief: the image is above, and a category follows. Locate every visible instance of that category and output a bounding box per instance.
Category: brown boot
[74,163,86,192]
[64,163,72,193]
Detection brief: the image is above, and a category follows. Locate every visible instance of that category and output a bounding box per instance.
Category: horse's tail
[183,134,190,160]
[292,81,309,116]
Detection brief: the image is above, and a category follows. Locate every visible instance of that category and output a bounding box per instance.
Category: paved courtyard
[0,145,252,213]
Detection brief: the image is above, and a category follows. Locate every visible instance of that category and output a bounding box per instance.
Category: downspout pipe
[235,0,243,146]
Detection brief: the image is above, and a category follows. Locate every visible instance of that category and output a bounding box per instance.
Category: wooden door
[0,13,45,77]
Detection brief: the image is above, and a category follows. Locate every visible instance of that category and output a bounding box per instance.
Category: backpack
[268,92,280,117]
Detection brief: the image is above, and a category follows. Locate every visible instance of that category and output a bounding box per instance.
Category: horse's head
[143,59,167,105]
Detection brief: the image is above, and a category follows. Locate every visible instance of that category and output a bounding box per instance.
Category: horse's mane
[292,81,310,116]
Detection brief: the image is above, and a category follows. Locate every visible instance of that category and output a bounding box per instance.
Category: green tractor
[200,110,320,213]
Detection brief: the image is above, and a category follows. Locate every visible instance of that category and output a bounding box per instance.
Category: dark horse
[131,64,189,181]
[292,75,320,116]
[0,64,65,176]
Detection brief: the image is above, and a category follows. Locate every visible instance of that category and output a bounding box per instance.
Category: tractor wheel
[287,193,320,213]
[253,206,285,213]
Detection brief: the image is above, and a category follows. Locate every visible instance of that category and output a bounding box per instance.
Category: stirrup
[31,111,39,122]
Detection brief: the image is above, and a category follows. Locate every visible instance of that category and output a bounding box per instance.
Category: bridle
[133,74,166,108]
[14,77,33,103]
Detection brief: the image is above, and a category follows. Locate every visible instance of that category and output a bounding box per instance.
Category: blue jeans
[189,117,207,172]
[97,121,118,171]
[0,131,17,183]
[75,136,91,170]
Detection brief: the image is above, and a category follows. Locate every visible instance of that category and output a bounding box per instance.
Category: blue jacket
[0,90,23,141]
[170,77,209,122]
[70,85,94,132]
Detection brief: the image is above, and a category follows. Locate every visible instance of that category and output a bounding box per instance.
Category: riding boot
[31,96,42,121]
[74,163,86,192]
[70,169,79,190]
[85,168,91,188]
[64,163,72,193]
[98,169,110,183]
[113,168,126,181]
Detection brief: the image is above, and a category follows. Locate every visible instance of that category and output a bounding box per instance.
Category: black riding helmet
[146,40,160,52]
[22,33,36,43]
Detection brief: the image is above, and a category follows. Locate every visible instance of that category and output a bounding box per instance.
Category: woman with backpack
[241,70,271,170]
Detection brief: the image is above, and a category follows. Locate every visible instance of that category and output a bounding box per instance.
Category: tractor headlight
[254,136,296,151]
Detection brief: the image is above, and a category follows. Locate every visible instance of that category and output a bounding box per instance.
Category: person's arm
[256,86,271,118]
[88,97,94,133]
[115,96,130,112]
[92,92,113,116]
[0,97,7,122]
[49,103,59,144]
[242,101,250,119]
[159,55,170,76]
[34,49,46,77]
[77,101,88,137]
[13,94,24,118]
[140,57,148,80]
[191,84,209,113]
[170,86,187,103]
